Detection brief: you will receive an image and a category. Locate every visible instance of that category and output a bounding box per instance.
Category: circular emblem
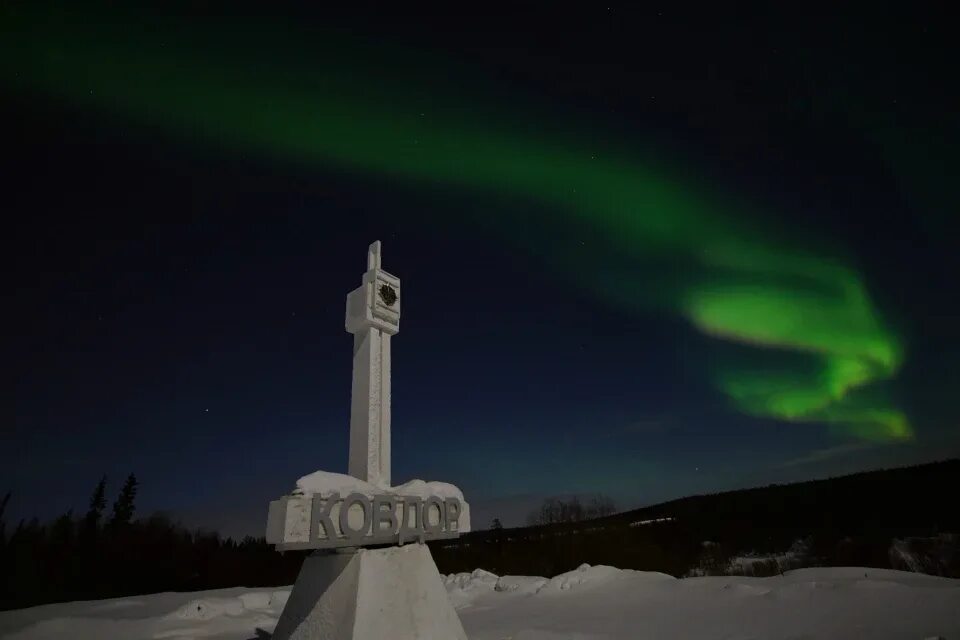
[379,283,398,306]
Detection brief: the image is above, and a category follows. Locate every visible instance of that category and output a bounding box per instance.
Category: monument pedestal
[271,543,467,640]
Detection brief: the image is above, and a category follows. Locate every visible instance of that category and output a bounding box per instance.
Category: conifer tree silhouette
[109,474,138,529]
[84,476,107,532]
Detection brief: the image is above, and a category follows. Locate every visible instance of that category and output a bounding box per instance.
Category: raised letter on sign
[339,493,372,541]
[398,496,424,544]
[311,492,340,541]
[421,496,445,534]
[444,497,462,532]
[372,495,398,536]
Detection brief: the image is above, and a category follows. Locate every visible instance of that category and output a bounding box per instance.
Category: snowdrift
[0,564,957,639]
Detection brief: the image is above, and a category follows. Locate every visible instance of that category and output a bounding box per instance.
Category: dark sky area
[4,3,958,536]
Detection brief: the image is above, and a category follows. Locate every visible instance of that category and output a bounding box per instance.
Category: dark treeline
[431,459,960,579]
[2,459,958,612]
[0,474,307,612]
[525,493,617,526]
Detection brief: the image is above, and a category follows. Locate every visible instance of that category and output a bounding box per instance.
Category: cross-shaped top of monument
[367,240,382,271]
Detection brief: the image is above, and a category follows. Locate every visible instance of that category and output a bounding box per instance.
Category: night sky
[5,3,958,537]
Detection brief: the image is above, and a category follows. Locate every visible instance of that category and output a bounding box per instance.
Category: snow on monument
[266,241,469,640]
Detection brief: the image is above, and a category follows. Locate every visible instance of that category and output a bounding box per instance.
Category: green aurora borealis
[2,6,910,442]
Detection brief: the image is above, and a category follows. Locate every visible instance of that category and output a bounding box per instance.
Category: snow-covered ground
[1,563,958,639]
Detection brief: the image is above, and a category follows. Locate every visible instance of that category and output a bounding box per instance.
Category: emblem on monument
[379,283,398,306]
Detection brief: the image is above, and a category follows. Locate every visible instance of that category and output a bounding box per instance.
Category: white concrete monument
[266,241,469,640]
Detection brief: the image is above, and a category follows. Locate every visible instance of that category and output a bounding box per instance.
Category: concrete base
[271,544,468,640]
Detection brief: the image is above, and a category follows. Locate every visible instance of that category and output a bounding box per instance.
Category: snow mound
[495,575,548,593]
[2,566,958,640]
[444,568,499,590]
[391,479,465,500]
[292,469,464,501]
[538,564,626,593]
[236,592,272,610]
[781,567,956,587]
[443,568,500,608]
[167,597,245,620]
[293,470,380,497]
[269,590,290,608]
[720,583,772,596]
[232,590,289,611]
[88,599,145,611]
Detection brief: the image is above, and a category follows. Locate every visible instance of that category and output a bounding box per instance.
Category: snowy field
[1,564,958,639]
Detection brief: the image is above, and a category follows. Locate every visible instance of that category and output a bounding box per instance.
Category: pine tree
[84,476,108,531]
[491,517,503,530]
[109,473,138,529]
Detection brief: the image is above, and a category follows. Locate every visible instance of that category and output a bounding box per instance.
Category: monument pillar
[348,328,391,487]
[345,240,399,488]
